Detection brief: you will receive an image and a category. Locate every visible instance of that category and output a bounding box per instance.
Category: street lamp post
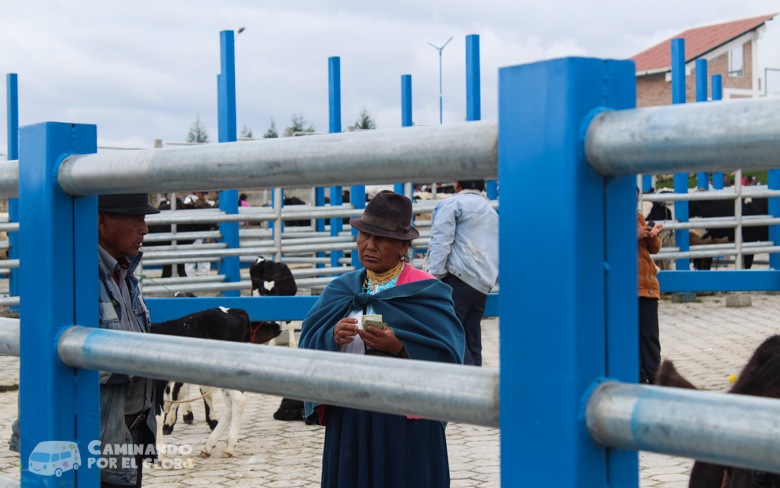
[428,37,453,125]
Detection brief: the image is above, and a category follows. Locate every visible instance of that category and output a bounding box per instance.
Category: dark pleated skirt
[321,406,450,488]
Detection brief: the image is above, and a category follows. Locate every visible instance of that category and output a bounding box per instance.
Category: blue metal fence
[6,37,780,488]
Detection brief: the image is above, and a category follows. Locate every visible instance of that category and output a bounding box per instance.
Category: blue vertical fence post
[695,59,709,189]
[770,170,780,270]
[672,39,690,271]
[394,74,413,196]
[642,175,653,192]
[350,187,365,268]
[218,30,241,296]
[768,70,780,268]
[711,75,724,190]
[465,35,495,200]
[6,74,19,307]
[328,56,343,268]
[19,122,100,487]
[499,58,637,486]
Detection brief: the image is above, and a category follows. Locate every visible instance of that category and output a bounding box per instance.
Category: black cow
[249,257,297,297]
[150,307,281,457]
[656,336,780,488]
[687,198,768,270]
[283,195,311,227]
[145,199,217,278]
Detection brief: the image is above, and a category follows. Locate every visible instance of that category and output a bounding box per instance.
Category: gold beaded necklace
[364,260,404,291]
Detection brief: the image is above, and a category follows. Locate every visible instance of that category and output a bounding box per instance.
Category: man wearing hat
[97,193,159,487]
[10,194,160,486]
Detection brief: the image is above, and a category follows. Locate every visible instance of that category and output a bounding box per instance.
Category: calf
[248,258,312,422]
[250,257,297,297]
[655,335,780,487]
[151,307,281,457]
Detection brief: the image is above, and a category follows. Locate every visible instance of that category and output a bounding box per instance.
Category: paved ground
[0,292,777,487]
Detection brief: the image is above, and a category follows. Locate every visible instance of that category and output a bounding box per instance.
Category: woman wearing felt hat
[299,190,465,488]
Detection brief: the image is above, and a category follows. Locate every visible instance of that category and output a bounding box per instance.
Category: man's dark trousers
[443,274,487,366]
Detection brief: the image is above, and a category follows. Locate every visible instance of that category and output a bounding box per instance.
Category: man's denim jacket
[12,252,158,485]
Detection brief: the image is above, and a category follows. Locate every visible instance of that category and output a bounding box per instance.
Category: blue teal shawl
[299,269,465,420]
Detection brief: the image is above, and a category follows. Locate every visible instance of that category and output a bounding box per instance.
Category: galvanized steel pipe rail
[51,122,497,196]
[586,381,780,474]
[585,98,780,176]
[56,326,499,427]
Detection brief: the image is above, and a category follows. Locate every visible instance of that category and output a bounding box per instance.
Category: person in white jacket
[425,180,499,366]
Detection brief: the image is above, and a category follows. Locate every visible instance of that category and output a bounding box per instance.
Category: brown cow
[655,335,780,487]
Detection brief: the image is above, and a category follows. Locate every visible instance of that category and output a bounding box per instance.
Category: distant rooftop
[631,14,777,73]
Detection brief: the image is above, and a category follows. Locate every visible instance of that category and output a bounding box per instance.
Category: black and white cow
[248,258,312,423]
[249,257,297,297]
[151,307,281,457]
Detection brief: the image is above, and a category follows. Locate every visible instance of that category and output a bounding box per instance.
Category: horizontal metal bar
[142,293,500,322]
[653,245,780,260]
[641,189,780,203]
[57,326,499,426]
[0,161,18,198]
[0,297,19,307]
[586,98,780,176]
[658,270,780,292]
[144,231,223,242]
[141,274,341,295]
[139,274,225,286]
[141,257,223,266]
[653,216,780,231]
[54,122,497,196]
[142,243,226,253]
[0,222,19,232]
[0,474,19,488]
[586,381,780,474]
[0,318,20,356]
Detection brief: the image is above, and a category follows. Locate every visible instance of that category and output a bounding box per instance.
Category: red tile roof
[631,14,776,73]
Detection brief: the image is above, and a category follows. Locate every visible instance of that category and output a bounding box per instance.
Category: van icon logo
[28,441,81,477]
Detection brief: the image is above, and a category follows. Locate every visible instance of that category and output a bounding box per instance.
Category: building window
[729,45,744,77]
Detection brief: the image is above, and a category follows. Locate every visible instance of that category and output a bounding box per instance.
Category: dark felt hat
[349,190,419,240]
[98,193,160,215]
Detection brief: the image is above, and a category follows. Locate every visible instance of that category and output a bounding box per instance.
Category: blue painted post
[394,74,413,196]
[769,170,780,270]
[499,58,637,486]
[6,74,19,308]
[218,30,241,296]
[19,122,100,487]
[329,56,343,268]
[712,75,724,190]
[642,175,653,192]
[464,35,495,200]
[672,39,690,271]
[695,59,709,189]
[350,186,365,268]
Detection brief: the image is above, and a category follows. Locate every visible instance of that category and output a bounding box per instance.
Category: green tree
[186,114,209,143]
[354,107,377,130]
[240,124,253,139]
[284,113,315,137]
[264,118,279,139]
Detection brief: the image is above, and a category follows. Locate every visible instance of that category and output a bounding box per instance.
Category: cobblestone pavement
[0,292,777,487]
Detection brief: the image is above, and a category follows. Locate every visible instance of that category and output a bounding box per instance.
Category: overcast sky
[0,0,778,154]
